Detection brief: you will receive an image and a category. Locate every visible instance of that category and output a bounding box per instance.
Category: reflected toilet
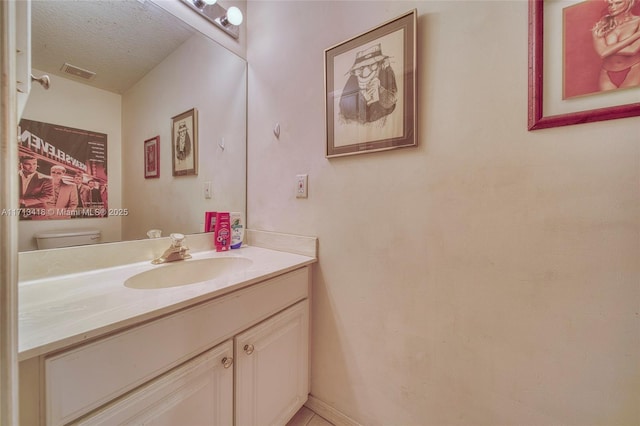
[34,229,101,249]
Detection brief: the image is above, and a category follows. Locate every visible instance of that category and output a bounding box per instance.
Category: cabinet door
[235,300,309,426]
[75,341,233,426]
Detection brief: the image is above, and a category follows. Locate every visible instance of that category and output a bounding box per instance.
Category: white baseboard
[305,395,361,426]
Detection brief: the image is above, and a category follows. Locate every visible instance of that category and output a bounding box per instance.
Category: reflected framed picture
[325,10,417,158]
[171,108,198,176]
[204,211,215,232]
[528,0,640,130]
[144,136,160,179]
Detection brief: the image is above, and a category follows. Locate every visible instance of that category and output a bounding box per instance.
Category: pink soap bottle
[214,212,230,252]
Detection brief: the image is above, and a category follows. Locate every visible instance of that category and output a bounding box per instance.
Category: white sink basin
[125,257,253,289]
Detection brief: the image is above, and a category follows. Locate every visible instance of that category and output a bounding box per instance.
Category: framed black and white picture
[325,10,417,158]
[171,108,198,176]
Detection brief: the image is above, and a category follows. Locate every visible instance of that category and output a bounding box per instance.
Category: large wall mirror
[19,0,247,251]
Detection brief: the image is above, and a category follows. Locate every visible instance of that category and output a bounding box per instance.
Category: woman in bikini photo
[592,0,640,90]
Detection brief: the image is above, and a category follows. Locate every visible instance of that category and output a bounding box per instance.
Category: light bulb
[226,6,243,26]
[193,0,216,8]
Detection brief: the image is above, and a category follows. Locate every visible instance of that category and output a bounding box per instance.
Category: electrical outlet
[203,181,212,199]
[296,174,308,198]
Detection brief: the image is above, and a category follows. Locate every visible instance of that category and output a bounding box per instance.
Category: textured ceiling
[32,0,196,94]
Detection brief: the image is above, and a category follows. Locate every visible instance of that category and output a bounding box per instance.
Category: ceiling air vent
[60,63,96,80]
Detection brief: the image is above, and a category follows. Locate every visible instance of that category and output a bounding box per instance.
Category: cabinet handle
[243,344,254,355]
[221,356,233,369]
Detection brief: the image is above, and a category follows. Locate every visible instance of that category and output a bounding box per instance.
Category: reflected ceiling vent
[60,62,96,80]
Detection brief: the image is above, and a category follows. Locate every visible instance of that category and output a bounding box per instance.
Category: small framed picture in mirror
[144,136,160,179]
[171,108,198,176]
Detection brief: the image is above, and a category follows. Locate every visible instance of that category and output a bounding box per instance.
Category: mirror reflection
[19,0,247,252]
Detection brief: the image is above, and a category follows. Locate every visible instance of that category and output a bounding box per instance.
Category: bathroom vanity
[18,233,317,425]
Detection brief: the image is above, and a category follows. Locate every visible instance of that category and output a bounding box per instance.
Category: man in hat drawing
[176,121,191,161]
[339,44,398,124]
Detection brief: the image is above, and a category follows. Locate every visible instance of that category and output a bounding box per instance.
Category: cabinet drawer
[45,267,309,426]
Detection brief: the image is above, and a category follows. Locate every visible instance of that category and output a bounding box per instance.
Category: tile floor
[286,406,334,426]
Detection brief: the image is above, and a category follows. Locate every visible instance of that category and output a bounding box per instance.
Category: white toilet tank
[35,229,101,250]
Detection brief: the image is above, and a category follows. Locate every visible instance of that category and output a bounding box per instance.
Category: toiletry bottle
[230,211,244,249]
[214,212,230,252]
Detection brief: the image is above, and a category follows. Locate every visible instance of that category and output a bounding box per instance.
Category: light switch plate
[296,174,308,198]
[203,181,212,199]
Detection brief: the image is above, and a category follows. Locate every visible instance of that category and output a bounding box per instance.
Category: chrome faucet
[152,233,192,264]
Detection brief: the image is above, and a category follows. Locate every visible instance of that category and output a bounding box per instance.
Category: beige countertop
[19,245,316,361]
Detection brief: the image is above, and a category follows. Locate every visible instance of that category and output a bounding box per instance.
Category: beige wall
[246,1,639,425]
[19,70,122,251]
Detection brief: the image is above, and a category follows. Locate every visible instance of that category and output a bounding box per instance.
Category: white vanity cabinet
[19,266,311,426]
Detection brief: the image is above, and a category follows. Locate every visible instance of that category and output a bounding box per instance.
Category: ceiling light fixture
[181,0,242,39]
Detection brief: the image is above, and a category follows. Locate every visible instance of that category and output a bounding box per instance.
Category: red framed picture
[528,0,640,130]
[144,136,160,179]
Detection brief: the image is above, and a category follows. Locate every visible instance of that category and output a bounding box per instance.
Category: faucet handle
[170,233,185,246]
